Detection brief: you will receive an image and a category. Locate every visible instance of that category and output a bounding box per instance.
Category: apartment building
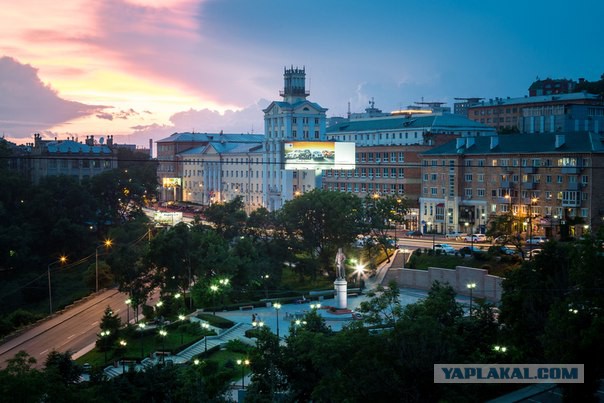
[419,132,604,238]
[157,132,263,202]
[25,133,117,184]
[467,92,603,133]
[322,112,495,216]
[179,142,264,212]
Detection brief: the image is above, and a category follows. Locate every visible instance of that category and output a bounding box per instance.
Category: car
[458,246,487,256]
[445,231,465,240]
[434,244,456,255]
[489,245,517,256]
[526,236,547,245]
[405,230,423,238]
[298,149,312,159]
[464,234,487,243]
[322,150,334,158]
[312,150,324,160]
[525,248,543,259]
[285,150,301,159]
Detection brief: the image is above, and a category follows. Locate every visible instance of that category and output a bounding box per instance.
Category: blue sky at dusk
[0,0,602,145]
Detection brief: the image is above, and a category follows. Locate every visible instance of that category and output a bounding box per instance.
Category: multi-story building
[25,133,117,184]
[528,78,577,97]
[467,92,603,133]
[262,66,328,211]
[179,141,263,212]
[322,112,495,216]
[156,132,263,202]
[419,131,604,237]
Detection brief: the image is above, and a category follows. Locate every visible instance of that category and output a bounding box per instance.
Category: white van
[464,234,487,243]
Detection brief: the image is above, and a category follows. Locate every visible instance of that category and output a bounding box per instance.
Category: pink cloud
[0,56,106,138]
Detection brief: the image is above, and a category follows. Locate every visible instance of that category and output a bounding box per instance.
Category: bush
[225,339,250,354]
[196,313,235,329]
[9,309,42,328]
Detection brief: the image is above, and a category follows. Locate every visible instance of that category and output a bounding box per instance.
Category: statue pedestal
[334,279,348,309]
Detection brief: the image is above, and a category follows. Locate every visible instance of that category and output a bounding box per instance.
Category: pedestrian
[252,313,256,322]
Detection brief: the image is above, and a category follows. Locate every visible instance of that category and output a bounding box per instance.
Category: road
[0,289,137,369]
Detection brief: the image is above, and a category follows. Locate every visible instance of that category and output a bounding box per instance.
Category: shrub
[225,339,250,354]
[196,313,235,329]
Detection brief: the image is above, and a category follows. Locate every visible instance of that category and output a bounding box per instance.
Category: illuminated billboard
[162,177,181,188]
[283,141,356,170]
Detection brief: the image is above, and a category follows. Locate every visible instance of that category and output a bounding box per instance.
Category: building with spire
[262,66,328,210]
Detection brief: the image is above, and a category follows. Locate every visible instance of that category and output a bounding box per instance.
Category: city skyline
[1,0,603,147]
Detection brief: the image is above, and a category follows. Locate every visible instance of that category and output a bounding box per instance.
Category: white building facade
[262,66,328,211]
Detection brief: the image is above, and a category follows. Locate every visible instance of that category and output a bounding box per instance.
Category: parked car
[405,230,423,238]
[526,236,547,245]
[445,231,465,240]
[525,248,543,259]
[458,246,487,256]
[434,244,456,255]
[489,245,517,256]
[464,234,487,243]
[298,149,312,159]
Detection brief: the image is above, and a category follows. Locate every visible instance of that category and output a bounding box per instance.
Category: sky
[1,0,603,147]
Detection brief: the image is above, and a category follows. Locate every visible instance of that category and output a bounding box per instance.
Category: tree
[204,196,247,240]
[278,190,363,279]
[362,195,409,263]
[44,350,82,386]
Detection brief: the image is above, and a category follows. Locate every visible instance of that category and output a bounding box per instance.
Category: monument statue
[335,248,346,279]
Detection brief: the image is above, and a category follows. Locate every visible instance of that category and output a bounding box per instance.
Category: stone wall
[383,265,503,302]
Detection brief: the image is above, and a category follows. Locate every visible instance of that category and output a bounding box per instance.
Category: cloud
[0,56,106,138]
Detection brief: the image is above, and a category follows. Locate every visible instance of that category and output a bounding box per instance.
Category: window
[557,176,563,183]
[465,174,473,182]
[477,188,485,197]
[464,188,473,197]
[478,174,484,182]
[431,187,438,195]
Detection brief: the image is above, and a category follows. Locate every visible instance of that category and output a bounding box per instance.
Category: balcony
[522,166,536,174]
[561,199,581,207]
[521,182,535,190]
[566,182,580,191]
[561,166,581,174]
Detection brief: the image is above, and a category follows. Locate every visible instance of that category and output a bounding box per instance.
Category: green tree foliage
[362,195,409,263]
[278,189,363,279]
[204,196,247,240]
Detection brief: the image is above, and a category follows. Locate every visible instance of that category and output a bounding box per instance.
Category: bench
[239,305,254,311]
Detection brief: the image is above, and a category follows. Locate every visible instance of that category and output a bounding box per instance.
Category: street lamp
[95,239,113,293]
[310,303,321,310]
[401,249,409,269]
[210,285,219,315]
[138,322,146,359]
[119,339,128,372]
[467,282,477,317]
[159,329,168,364]
[100,330,111,363]
[493,345,507,353]
[125,298,131,325]
[236,359,250,389]
[261,274,270,299]
[178,314,186,344]
[273,302,282,338]
[201,322,210,352]
[354,264,365,290]
[47,256,67,315]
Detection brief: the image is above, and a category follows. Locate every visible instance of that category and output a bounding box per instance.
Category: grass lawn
[75,325,214,368]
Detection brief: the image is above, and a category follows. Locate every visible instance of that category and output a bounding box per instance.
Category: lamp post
[119,339,128,372]
[236,359,250,389]
[138,322,146,359]
[159,329,168,364]
[100,330,111,363]
[201,322,210,352]
[354,264,364,290]
[210,285,219,315]
[261,274,270,299]
[504,194,512,235]
[95,239,113,293]
[310,303,321,310]
[427,221,435,250]
[125,298,131,325]
[273,302,282,338]
[528,198,537,257]
[178,314,186,344]
[467,282,476,317]
[480,213,485,234]
[47,256,67,315]
[401,248,409,269]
